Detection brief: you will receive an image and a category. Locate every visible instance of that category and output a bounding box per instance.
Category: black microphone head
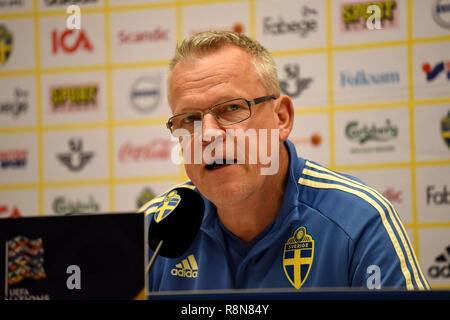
[148,187,204,258]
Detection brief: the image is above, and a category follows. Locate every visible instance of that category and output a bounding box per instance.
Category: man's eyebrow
[174,95,241,114]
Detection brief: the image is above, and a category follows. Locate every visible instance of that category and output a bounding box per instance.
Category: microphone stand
[146,239,163,274]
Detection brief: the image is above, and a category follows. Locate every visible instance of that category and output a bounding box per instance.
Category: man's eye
[225,104,240,111]
[182,115,199,124]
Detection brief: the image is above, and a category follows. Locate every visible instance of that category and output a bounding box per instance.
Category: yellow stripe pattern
[298,161,430,290]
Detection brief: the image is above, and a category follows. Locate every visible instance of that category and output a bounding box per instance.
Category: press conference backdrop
[0,0,449,289]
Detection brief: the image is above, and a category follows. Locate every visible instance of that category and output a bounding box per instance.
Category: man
[139,31,429,291]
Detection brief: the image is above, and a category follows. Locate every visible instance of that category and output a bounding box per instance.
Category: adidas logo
[171,254,198,278]
[428,245,450,278]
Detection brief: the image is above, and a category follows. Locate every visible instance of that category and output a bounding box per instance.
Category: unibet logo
[171,254,198,278]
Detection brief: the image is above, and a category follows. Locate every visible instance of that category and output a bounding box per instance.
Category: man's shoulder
[295,159,396,240]
[137,181,196,216]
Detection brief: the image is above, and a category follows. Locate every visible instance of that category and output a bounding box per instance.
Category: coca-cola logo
[118,139,171,163]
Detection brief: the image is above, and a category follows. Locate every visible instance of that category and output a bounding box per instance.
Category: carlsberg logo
[346,119,398,144]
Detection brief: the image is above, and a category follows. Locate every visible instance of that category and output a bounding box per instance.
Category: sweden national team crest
[153,190,181,223]
[441,110,450,149]
[283,226,314,289]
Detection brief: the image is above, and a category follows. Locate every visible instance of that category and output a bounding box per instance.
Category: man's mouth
[205,159,237,170]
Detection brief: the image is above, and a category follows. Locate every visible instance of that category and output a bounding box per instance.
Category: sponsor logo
[283,226,314,289]
[0,205,22,218]
[52,28,93,54]
[262,5,318,38]
[422,61,450,82]
[154,190,181,223]
[189,23,244,37]
[426,185,449,205]
[44,0,98,6]
[50,84,98,113]
[441,110,450,148]
[0,87,28,119]
[0,0,25,9]
[118,139,171,163]
[5,236,50,300]
[382,188,403,204]
[0,24,13,65]
[171,254,199,278]
[130,76,161,113]
[428,244,450,278]
[137,187,156,210]
[118,27,169,45]
[57,138,94,172]
[340,69,400,87]
[279,64,313,98]
[341,0,397,31]
[346,119,398,144]
[52,195,100,215]
[345,119,398,154]
[0,148,27,169]
[291,133,322,148]
[432,0,450,29]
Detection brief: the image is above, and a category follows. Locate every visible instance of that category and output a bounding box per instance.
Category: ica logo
[52,28,93,54]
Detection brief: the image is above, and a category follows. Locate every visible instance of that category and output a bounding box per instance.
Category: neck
[215,144,290,243]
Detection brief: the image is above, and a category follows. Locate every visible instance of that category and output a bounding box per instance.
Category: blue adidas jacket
[141,140,429,291]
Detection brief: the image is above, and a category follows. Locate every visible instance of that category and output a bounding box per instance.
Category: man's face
[169,45,280,207]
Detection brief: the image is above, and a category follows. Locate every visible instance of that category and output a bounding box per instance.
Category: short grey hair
[167,31,280,101]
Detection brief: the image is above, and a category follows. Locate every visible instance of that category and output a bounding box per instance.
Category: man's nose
[202,113,225,144]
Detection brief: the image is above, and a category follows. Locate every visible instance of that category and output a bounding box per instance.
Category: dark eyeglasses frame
[166,94,277,135]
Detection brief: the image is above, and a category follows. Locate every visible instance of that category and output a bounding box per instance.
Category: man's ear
[275,95,294,141]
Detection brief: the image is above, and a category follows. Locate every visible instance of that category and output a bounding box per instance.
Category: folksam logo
[340,69,400,87]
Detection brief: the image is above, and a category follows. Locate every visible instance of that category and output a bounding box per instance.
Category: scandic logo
[118,27,169,45]
[171,254,198,278]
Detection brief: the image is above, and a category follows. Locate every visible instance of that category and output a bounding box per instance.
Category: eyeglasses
[166,95,277,137]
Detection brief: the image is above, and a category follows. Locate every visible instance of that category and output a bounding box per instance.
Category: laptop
[0,213,145,300]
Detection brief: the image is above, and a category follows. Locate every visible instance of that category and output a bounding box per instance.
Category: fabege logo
[422,61,450,82]
[52,28,93,54]
[0,24,13,65]
[0,87,29,119]
[263,5,318,38]
[381,188,403,204]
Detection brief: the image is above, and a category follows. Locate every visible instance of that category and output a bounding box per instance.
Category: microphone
[146,187,204,274]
